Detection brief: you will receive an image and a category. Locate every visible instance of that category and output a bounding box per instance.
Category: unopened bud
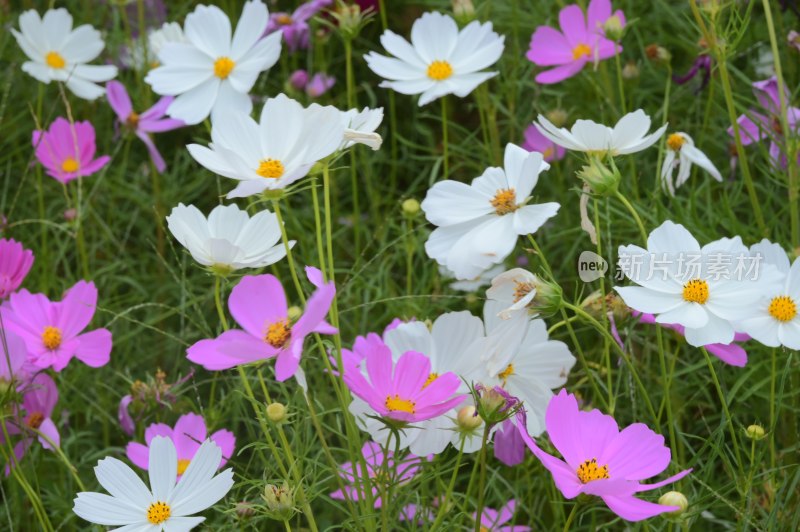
[334,3,373,40]
[645,44,672,65]
[287,306,302,321]
[745,424,766,440]
[235,502,255,519]
[545,108,568,128]
[288,70,308,91]
[531,277,564,316]
[581,291,630,322]
[262,483,295,519]
[456,405,483,432]
[577,157,621,195]
[267,402,287,423]
[209,263,234,277]
[402,198,420,216]
[622,61,639,79]
[603,15,625,41]
[658,491,688,517]
[452,0,475,24]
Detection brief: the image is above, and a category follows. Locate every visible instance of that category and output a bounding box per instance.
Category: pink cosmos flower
[330,441,423,506]
[730,77,800,167]
[0,330,31,384]
[473,500,531,532]
[265,0,332,52]
[2,373,60,473]
[526,0,625,84]
[126,413,235,474]
[522,125,565,162]
[517,390,691,522]
[0,280,112,371]
[106,81,184,173]
[32,117,110,184]
[0,238,34,299]
[341,336,466,423]
[187,267,336,381]
[306,72,336,98]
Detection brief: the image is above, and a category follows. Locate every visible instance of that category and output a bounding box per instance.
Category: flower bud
[577,157,621,196]
[621,61,639,80]
[531,277,564,317]
[658,491,688,517]
[402,198,421,216]
[288,70,309,91]
[603,15,625,41]
[333,2,373,40]
[209,263,234,277]
[545,108,568,128]
[452,0,475,24]
[267,402,287,423]
[262,483,295,520]
[474,384,519,426]
[745,424,766,440]
[235,502,255,519]
[456,405,483,432]
[645,44,672,65]
[581,291,630,322]
[287,306,302,321]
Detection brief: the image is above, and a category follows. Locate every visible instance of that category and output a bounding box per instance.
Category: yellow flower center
[667,133,686,151]
[576,458,609,484]
[61,157,79,173]
[490,188,518,215]
[427,60,453,81]
[277,14,293,25]
[147,501,171,524]
[42,326,62,350]
[513,281,535,303]
[542,146,554,159]
[385,394,416,414]
[265,320,291,348]
[682,279,709,304]
[127,112,140,128]
[45,51,66,69]
[423,372,439,389]
[26,412,45,429]
[177,459,191,475]
[498,363,514,384]
[213,56,235,79]
[768,295,797,322]
[572,43,592,60]
[257,158,285,179]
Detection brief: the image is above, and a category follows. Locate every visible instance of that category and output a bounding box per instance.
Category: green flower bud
[262,483,295,520]
[267,402,287,424]
[545,109,569,128]
[745,424,766,440]
[287,306,302,321]
[603,15,625,41]
[456,405,483,432]
[452,0,475,24]
[658,491,688,517]
[577,157,621,196]
[402,198,421,216]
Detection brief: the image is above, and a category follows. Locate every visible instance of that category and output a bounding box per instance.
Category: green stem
[473,424,491,532]
[769,348,776,472]
[563,502,580,531]
[213,276,229,330]
[701,347,745,480]
[613,190,648,243]
[656,327,679,455]
[614,50,627,114]
[272,199,307,305]
[430,436,466,531]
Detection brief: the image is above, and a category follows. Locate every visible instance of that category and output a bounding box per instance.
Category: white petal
[230,0,269,60]
[149,436,177,503]
[184,4,232,58]
[60,25,104,63]
[210,82,253,125]
[167,79,220,125]
[73,492,144,526]
[171,440,232,515]
[512,203,560,235]
[94,457,153,509]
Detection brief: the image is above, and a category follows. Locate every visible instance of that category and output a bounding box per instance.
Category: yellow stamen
[127,112,140,128]
[576,458,609,484]
[768,295,797,322]
[498,363,514,384]
[26,412,44,429]
[423,372,439,389]
[61,157,79,173]
[265,320,291,348]
[257,158,285,179]
[276,14,293,25]
[45,51,66,69]
[427,60,453,81]
[667,133,686,151]
[42,326,62,350]
[177,459,191,476]
[213,57,235,79]
[682,279,709,304]
[542,147,554,160]
[490,188,518,215]
[513,281,535,303]
[385,394,415,414]
[572,43,592,60]
[147,501,171,524]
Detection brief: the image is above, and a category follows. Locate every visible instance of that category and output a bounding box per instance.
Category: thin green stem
[213,276,229,330]
[701,347,745,480]
[613,190,648,243]
[563,501,580,531]
[473,424,491,532]
[272,199,307,305]
[430,436,467,531]
[614,50,627,114]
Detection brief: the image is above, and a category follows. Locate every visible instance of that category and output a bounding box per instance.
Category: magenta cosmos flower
[32,117,110,184]
[0,280,112,371]
[526,0,625,84]
[106,81,184,173]
[474,500,530,532]
[517,390,691,522]
[330,441,423,506]
[0,238,34,299]
[126,412,235,475]
[265,0,332,52]
[342,336,466,423]
[730,77,800,167]
[187,267,336,381]
[522,125,565,162]
[3,373,60,472]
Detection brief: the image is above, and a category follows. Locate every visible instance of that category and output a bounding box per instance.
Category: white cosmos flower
[144,1,282,125]
[12,8,118,100]
[364,11,504,106]
[340,107,384,150]
[149,23,188,59]
[187,93,345,198]
[442,264,504,292]
[421,143,560,280]
[534,109,667,156]
[660,132,722,195]
[481,300,575,436]
[350,312,490,456]
[738,240,800,349]
[166,203,292,271]
[615,221,782,347]
[73,436,233,531]
[486,268,539,319]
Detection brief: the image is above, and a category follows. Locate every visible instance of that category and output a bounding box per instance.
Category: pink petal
[534,60,587,84]
[74,328,112,368]
[228,275,288,338]
[706,341,747,366]
[173,413,207,459]
[135,130,167,173]
[494,419,526,466]
[55,280,97,339]
[106,81,132,120]
[37,417,60,450]
[144,423,173,445]
[598,423,671,481]
[527,26,573,66]
[210,428,236,467]
[292,275,336,337]
[516,413,583,499]
[601,494,677,522]
[392,350,430,397]
[558,4,588,46]
[126,441,150,470]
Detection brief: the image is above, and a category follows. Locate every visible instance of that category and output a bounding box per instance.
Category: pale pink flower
[32,117,110,183]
